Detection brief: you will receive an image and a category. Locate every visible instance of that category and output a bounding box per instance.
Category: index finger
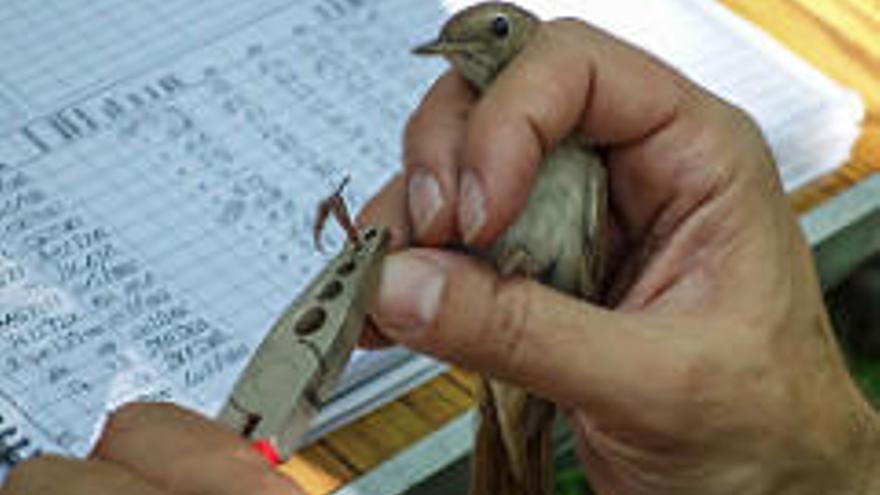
[91,403,303,495]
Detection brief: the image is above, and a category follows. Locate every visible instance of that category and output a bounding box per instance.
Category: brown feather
[414,4,608,494]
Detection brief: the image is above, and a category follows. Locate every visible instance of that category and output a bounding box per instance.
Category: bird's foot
[313,176,360,252]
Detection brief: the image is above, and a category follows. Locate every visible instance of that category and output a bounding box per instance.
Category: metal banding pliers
[217,225,390,462]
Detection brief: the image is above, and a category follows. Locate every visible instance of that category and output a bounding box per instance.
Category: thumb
[370,249,679,406]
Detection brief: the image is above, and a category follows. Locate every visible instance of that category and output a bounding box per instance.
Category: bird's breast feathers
[488,142,602,293]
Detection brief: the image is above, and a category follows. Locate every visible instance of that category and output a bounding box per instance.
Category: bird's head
[414,2,539,90]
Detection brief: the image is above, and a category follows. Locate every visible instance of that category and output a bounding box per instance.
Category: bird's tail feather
[525,398,555,495]
[470,378,556,495]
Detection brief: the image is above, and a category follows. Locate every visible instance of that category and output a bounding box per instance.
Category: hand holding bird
[362,3,880,495]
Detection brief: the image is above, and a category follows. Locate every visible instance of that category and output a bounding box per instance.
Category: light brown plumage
[415,3,608,494]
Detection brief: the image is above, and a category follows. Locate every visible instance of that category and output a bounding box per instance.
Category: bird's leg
[313,176,360,252]
[488,245,553,490]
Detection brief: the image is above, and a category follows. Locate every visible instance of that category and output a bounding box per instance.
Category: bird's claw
[314,176,360,252]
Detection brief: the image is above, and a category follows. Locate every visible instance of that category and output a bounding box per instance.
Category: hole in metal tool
[318,280,343,300]
[364,228,378,241]
[337,260,356,276]
[295,307,326,336]
[242,413,261,438]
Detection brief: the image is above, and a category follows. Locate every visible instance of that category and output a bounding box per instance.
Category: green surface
[850,355,880,406]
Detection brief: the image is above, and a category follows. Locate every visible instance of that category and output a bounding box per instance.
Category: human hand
[2,403,302,495]
[359,19,880,495]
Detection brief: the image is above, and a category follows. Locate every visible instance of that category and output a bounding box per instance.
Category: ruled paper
[0,0,448,465]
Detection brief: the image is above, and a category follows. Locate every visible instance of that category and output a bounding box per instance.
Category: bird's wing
[579,150,608,300]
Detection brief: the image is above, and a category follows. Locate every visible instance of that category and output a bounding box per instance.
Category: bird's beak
[412,38,447,55]
[412,38,478,56]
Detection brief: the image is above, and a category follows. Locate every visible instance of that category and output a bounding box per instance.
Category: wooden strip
[399,378,472,425]
[432,374,478,408]
[446,368,479,396]
[721,0,880,213]
[378,400,437,438]
[282,444,356,494]
[317,402,431,475]
[340,401,434,456]
[722,0,880,112]
[316,425,383,474]
[792,0,880,64]
[284,373,477,494]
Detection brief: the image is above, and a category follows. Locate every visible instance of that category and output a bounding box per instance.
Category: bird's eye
[490,15,510,38]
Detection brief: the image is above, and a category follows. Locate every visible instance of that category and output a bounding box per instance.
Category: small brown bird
[414,3,608,495]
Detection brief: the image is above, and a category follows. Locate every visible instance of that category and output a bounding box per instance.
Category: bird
[414,3,608,495]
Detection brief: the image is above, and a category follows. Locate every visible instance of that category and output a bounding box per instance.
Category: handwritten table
[282,1,880,493]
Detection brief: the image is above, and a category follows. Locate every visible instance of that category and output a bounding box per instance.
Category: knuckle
[644,341,722,436]
[709,99,765,147]
[93,403,146,457]
[727,105,767,147]
[481,277,533,374]
[666,351,717,406]
[715,102,777,180]
[724,101,759,130]
[96,402,181,455]
[4,455,66,492]
[103,402,152,435]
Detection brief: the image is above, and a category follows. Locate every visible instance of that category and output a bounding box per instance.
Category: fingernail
[408,171,443,238]
[376,253,446,334]
[458,170,486,244]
